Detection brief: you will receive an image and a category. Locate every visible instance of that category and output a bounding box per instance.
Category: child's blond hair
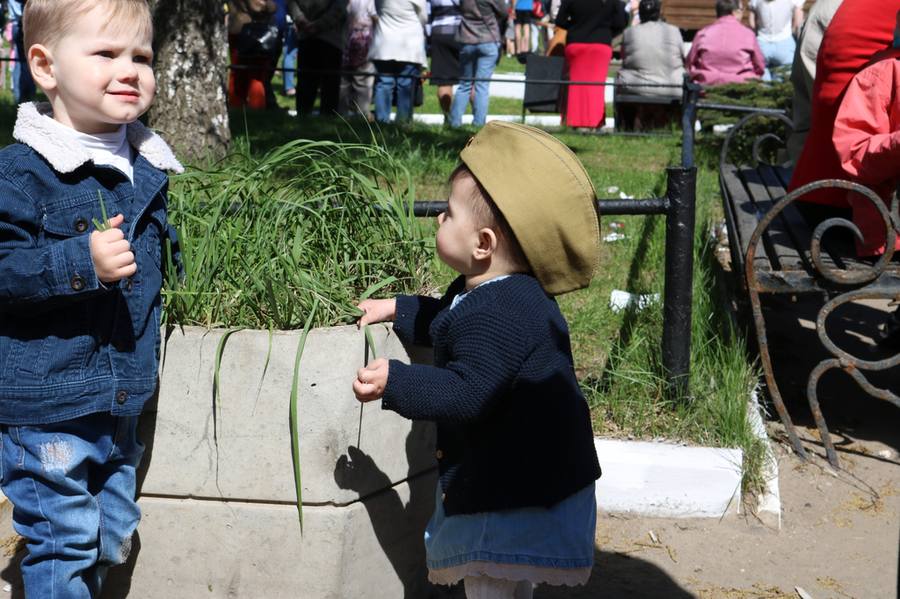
[24,0,152,52]
[449,164,532,273]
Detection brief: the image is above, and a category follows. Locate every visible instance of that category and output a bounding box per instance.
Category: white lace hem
[428,561,592,587]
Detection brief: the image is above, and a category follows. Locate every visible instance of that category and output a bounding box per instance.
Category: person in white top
[368,0,427,123]
[747,0,805,81]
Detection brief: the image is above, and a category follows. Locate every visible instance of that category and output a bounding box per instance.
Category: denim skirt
[425,482,597,587]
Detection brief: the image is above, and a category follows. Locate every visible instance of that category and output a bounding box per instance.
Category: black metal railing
[404,79,703,399]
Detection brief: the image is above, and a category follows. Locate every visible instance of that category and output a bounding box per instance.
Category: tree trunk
[148,0,231,162]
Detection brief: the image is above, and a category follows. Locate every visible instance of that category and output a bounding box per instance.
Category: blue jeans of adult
[12,20,35,103]
[450,42,498,127]
[373,60,420,123]
[283,25,298,93]
[759,35,796,82]
[1,413,144,598]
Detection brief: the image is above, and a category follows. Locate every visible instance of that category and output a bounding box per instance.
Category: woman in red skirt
[555,0,626,129]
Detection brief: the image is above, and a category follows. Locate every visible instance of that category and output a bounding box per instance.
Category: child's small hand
[356,298,397,328]
[90,214,137,283]
[353,358,389,402]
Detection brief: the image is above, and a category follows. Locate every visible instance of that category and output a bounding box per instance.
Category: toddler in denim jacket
[0,1,182,595]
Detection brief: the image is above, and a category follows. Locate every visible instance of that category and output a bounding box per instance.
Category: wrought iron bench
[613,90,681,132]
[718,112,900,468]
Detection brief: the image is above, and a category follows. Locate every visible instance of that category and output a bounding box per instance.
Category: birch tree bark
[148,0,231,161]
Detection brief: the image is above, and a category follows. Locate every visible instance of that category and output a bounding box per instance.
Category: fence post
[680,80,702,169]
[662,166,697,399]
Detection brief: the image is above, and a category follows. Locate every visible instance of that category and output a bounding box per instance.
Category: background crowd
[219,0,822,130]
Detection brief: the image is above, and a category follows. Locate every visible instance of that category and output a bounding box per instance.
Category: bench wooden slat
[738,166,804,272]
[755,165,813,271]
[614,94,681,106]
[723,159,900,293]
[766,164,883,274]
[663,0,818,31]
[720,164,778,275]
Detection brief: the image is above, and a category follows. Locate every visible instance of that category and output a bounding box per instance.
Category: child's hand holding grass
[90,213,136,283]
[353,358,389,402]
[356,298,397,328]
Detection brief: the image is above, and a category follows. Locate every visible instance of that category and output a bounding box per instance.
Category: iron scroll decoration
[718,111,795,175]
[745,179,900,468]
[721,111,899,468]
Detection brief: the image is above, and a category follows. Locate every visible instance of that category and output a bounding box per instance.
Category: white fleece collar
[12,102,184,174]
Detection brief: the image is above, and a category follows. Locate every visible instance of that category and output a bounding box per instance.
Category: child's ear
[473,227,498,261]
[28,44,56,91]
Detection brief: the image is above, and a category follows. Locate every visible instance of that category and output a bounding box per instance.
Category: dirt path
[534,430,898,599]
[537,294,900,599]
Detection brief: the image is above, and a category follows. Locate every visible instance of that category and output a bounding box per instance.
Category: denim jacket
[0,102,183,425]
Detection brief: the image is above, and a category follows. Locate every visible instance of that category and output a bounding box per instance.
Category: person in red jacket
[788,0,900,211]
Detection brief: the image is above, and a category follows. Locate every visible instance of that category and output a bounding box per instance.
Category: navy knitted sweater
[383,274,602,516]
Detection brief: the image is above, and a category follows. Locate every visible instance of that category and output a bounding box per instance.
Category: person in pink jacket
[686,0,766,85]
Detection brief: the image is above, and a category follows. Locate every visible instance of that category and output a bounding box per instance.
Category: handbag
[236,20,281,60]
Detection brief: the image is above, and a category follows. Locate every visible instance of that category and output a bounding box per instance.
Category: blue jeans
[1,413,145,598]
[11,20,35,103]
[373,60,420,123]
[759,36,796,82]
[450,42,498,127]
[283,25,298,92]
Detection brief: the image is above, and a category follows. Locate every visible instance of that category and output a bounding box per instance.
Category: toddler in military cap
[353,122,602,598]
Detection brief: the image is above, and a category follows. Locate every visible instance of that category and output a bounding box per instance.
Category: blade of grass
[252,324,275,416]
[93,190,111,231]
[358,324,379,448]
[290,299,319,532]
[213,328,245,440]
[212,327,244,495]
[359,276,398,301]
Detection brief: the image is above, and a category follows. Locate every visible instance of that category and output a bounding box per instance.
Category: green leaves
[290,299,319,531]
[162,138,431,330]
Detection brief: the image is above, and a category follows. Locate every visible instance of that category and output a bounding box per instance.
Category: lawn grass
[226,113,764,491]
[0,94,764,495]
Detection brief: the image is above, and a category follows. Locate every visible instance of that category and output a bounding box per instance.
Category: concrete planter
[105,324,439,598]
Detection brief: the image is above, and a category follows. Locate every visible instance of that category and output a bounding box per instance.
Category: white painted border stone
[595,439,743,518]
[747,386,782,529]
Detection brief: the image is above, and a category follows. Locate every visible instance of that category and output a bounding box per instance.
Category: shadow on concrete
[334,420,460,599]
[332,424,695,599]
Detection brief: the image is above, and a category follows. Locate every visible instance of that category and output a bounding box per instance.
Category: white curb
[595,438,743,518]
[409,113,615,128]
[747,386,783,529]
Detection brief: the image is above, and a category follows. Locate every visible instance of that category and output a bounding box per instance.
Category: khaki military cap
[460,121,600,295]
